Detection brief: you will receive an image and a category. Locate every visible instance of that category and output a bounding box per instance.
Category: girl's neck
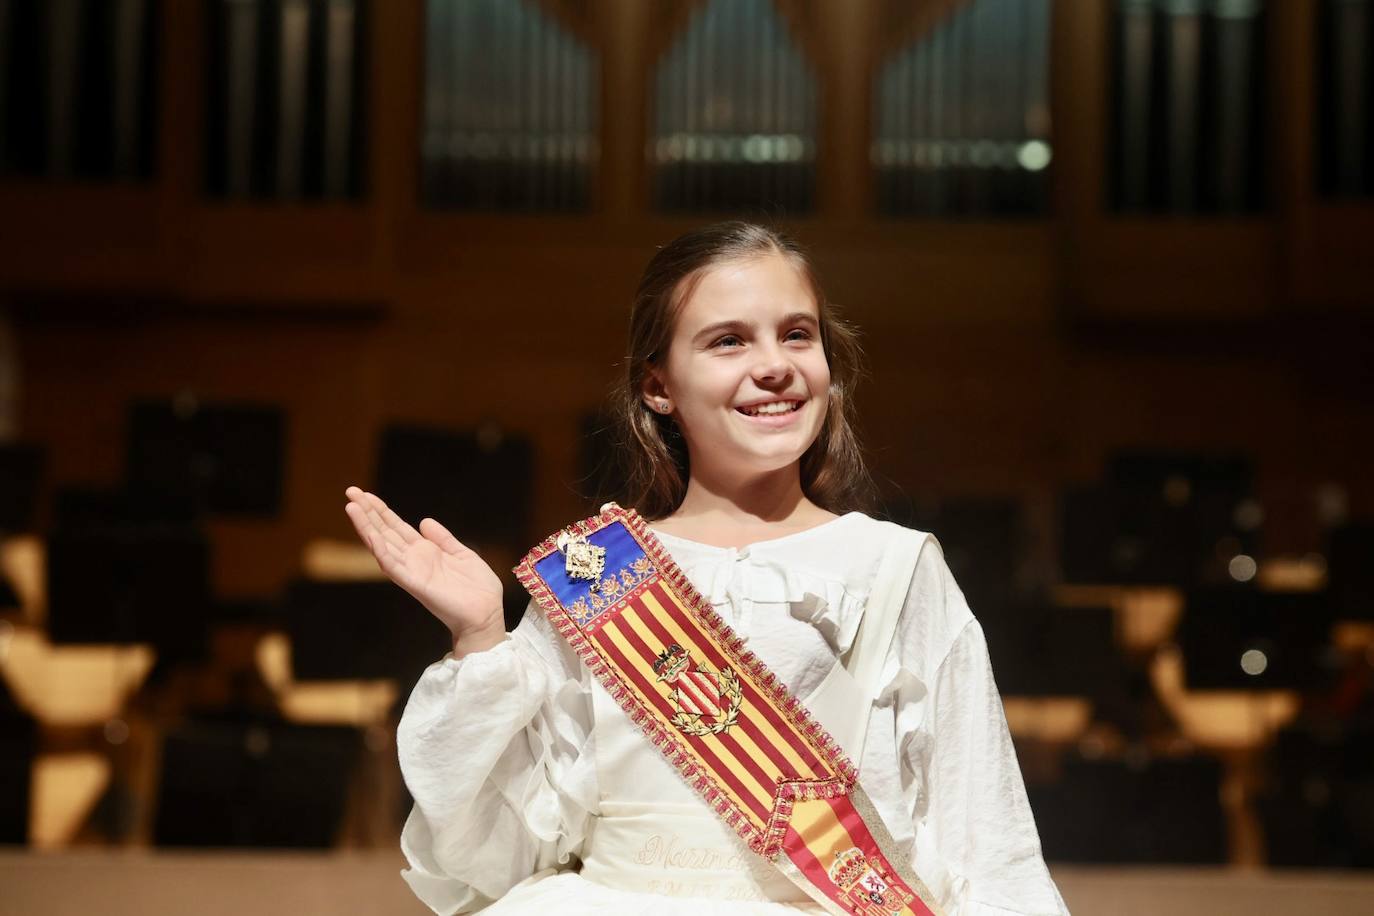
[653,464,836,540]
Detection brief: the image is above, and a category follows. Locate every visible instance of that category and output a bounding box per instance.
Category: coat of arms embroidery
[652,643,742,736]
[828,847,913,915]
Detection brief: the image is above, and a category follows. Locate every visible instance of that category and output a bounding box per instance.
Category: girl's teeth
[743,401,799,416]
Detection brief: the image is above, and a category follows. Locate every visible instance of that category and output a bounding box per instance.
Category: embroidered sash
[513,502,945,916]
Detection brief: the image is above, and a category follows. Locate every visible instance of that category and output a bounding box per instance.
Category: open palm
[343,486,504,639]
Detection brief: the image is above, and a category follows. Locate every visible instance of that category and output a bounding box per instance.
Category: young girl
[344,222,1070,915]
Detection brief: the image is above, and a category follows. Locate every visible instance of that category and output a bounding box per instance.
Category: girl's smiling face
[643,252,831,477]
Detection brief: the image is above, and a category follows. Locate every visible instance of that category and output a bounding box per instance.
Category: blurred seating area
[869,453,1374,871]
[0,411,539,855]
[4,411,1374,877]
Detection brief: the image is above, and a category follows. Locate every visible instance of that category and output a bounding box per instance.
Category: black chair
[153,715,362,848]
[0,680,36,845]
[1257,719,1374,868]
[1028,751,1227,864]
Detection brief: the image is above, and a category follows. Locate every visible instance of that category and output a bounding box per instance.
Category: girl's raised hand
[343,486,506,656]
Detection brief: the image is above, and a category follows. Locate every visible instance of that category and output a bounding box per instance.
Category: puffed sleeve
[888,539,1069,916]
[396,599,598,914]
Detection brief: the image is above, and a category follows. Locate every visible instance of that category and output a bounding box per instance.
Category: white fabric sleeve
[885,540,1070,916]
[395,600,597,914]
[924,619,1070,915]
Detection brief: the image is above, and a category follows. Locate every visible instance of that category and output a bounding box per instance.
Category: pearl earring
[658,401,670,412]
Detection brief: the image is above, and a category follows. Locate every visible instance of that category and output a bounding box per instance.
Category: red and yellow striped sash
[514,502,944,916]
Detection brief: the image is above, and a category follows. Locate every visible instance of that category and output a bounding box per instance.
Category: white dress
[395,512,1070,915]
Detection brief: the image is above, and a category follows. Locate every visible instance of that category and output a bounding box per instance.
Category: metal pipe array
[872,0,1053,218]
[421,0,598,211]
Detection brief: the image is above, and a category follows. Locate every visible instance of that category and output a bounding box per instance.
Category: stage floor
[2,851,1374,915]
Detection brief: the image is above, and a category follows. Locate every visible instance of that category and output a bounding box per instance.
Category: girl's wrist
[450,617,506,659]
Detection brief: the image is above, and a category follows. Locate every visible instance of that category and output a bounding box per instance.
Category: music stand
[880,495,1026,627]
[1178,586,1338,691]
[126,398,285,519]
[0,443,43,533]
[374,423,533,555]
[984,599,1123,697]
[1061,450,1257,587]
[44,522,211,664]
[1328,522,1374,621]
[284,579,451,685]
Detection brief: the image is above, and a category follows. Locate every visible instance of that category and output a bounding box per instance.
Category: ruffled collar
[644,513,875,655]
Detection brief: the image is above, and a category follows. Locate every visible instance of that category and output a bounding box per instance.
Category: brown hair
[603,221,879,521]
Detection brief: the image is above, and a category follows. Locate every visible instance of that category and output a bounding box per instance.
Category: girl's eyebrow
[691,311,819,343]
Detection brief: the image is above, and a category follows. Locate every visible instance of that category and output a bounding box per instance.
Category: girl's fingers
[345,499,405,567]
[343,501,379,546]
[418,517,466,556]
[344,487,413,547]
[366,521,407,563]
[345,488,420,589]
[363,526,412,583]
[362,504,409,551]
[362,491,421,544]
[370,539,406,581]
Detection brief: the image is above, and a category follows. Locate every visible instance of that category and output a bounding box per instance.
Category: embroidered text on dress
[644,879,769,901]
[633,833,756,873]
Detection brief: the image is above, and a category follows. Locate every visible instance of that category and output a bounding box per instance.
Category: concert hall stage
[2,852,1374,915]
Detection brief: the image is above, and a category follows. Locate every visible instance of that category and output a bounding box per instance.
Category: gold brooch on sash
[652,643,743,737]
[557,529,606,582]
